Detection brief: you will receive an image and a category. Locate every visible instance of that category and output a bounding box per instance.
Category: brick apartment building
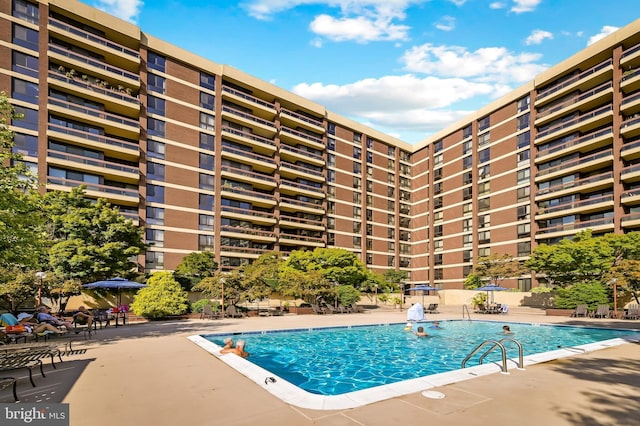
[2,0,640,289]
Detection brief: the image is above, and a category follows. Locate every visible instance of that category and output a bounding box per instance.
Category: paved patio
[2,305,639,425]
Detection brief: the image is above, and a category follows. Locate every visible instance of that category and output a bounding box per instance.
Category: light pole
[612,278,618,319]
[220,277,225,319]
[35,271,46,307]
[374,284,378,306]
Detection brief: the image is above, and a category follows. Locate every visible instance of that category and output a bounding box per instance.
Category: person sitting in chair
[36,306,73,332]
[17,313,66,335]
[73,306,94,329]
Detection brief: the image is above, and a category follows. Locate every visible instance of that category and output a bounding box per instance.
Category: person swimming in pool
[220,337,234,353]
[403,322,413,331]
[414,326,429,337]
[502,325,513,334]
[429,321,442,329]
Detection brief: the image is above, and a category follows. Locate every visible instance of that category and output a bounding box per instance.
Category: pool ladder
[461,338,524,374]
[462,304,471,321]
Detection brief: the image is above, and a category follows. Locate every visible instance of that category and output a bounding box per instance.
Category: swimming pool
[189,320,639,409]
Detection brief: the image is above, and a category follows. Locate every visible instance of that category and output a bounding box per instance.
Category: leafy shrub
[191,298,219,313]
[471,292,487,307]
[131,271,189,319]
[337,285,361,307]
[554,281,609,310]
[531,286,553,293]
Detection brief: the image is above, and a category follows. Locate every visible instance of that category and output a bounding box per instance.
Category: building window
[353,132,362,143]
[200,72,215,90]
[366,180,373,192]
[353,176,361,189]
[517,168,530,183]
[434,211,443,221]
[463,171,473,185]
[147,162,165,180]
[199,173,214,190]
[328,154,336,167]
[434,140,443,153]
[434,225,443,238]
[388,214,395,225]
[478,198,490,212]
[478,214,490,228]
[434,182,443,195]
[518,241,531,257]
[147,52,166,72]
[145,251,164,269]
[517,149,530,164]
[478,181,490,195]
[13,133,38,156]
[199,214,214,231]
[12,106,38,131]
[478,116,490,131]
[463,218,472,232]
[517,131,530,149]
[463,125,473,138]
[517,205,530,220]
[463,156,472,169]
[434,239,443,250]
[366,253,373,264]
[200,92,215,110]
[366,209,373,221]
[518,223,530,237]
[434,168,443,181]
[463,202,472,214]
[147,74,166,94]
[463,234,473,246]
[353,206,361,219]
[13,0,39,23]
[517,112,530,130]
[200,133,214,151]
[463,140,472,154]
[12,24,38,50]
[434,197,443,209]
[463,250,473,263]
[146,229,164,248]
[353,236,361,248]
[463,187,473,200]
[478,132,490,147]
[353,163,361,174]
[478,165,490,179]
[434,254,443,265]
[478,230,490,244]
[434,153,443,165]
[366,238,373,250]
[12,51,38,78]
[147,184,164,203]
[199,194,214,210]
[517,96,530,112]
[353,147,361,159]
[517,186,530,201]
[199,153,214,170]
[146,207,164,225]
[328,123,336,135]
[147,118,165,137]
[478,148,490,163]
[12,77,38,103]
[198,235,215,251]
[147,95,165,115]
[434,269,444,280]
[200,112,214,130]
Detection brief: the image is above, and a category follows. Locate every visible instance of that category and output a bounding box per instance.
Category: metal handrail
[462,304,471,321]
[461,340,509,373]
[479,338,525,370]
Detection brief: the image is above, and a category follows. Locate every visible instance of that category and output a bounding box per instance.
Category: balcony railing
[622,91,640,107]
[536,172,612,196]
[49,44,139,81]
[220,165,275,184]
[221,86,275,111]
[622,213,640,223]
[219,225,275,238]
[279,144,324,162]
[622,115,640,130]
[48,98,139,128]
[621,139,640,156]
[221,126,275,147]
[537,217,614,234]
[279,197,323,209]
[536,82,612,119]
[221,145,274,165]
[622,42,640,59]
[49,17,140,58]
[622,68,640,82]
[621,163,640,177]
[48,71,139,104]
[47,176,139,198]
[279,234,324,243]
[537,195,613,215]
[621,189,640,200]
[280,161,324,178]
[280,179,324,194]
[537,59,612,101]
[536,127,612,159]
[220,185,274,201]
[220,205,275,220]
[279,215,324,227]
[279,126,323,145]
[221,105,276,129]
[536,105,612,140]
[47,150,139,175]
[280,108,324,128]
[47,123,139,152]
[220,246,272,255]
[537,149,612,177]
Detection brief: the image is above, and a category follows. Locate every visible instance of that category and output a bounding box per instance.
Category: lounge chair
[593,304,610,319]
[624,304,639,320]
[0,376,18,402]
[424,303,440,314]
[311,304,326,315]
[200,304,219,320]
[474,303,487,314]
[571,304,589,317]
[225,305,246,318]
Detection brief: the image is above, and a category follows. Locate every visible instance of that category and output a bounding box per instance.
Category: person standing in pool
[220,337,234,353]
[502,325,513,334]
[414,326,429,337]
[429,321,442,329]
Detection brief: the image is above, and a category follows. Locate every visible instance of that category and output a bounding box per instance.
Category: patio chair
[424,303,440,314]
[571,304,589,317]
[225,305,246,318]
[593,304,610,318]
[200,304,219,320]
[311,304,326,315]
[474,304,488,314]
[624,304,640,320]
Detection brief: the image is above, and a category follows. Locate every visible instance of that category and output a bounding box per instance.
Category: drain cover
[422,390,445,399]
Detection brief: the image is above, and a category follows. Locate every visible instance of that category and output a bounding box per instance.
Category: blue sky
[82,0,639,144]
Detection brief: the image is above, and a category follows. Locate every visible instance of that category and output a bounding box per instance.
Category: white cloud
[401,43,546,84]
[587,25,619,45]
[489,2,506,9]
[525,29,553,45]
[435,16,455,32]
[310,14,410,42]
[92,0,142,23]
[448,0,467,6]
[511,0,541,13]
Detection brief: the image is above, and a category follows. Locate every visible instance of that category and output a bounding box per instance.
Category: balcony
[48,44,139,87]
[220,145,276,173]
[48,17,140,68]
[280,161,324,183]
[279,143,324,167]
[621,189,640,205]
[278,233,324,247]
[621,41,640,66]
[535,172,613,201]
[535,195,613,220]
[535,105,613,144]
[47,176,139,205]
[621,163,640,183]
[48,71,139,115]
[621,138,640,161]
[621,91,640,116]
[221,125,276,154]
[534,82,613,126]
[279,215,324,231]
[221,86,276,120]
[220,205,276,225]
[535,59,613,106]
[47,150,139,183]
[279,179,325,198]
[47,122,139,160]
[535,149,613,182]
[535,217,614,239]
[621,114,640,138]
[621,212,640,228]
[219,225,276,242]
[221,105,276,138]
[279,108,324,134]
[279,126,324,151]
[621,68,640,94]
[220,184,276,207]
[219,246,272,257]
[535,127,613,164]
[48,98,139,138]
[279,197,324,214]
[220,165,276,189]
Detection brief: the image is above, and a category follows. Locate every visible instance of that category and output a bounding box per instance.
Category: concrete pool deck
[2,305,640,425]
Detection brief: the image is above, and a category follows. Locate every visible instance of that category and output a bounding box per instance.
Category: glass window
[146,207,164,225]
[518,112,530,130]
[12,51,38,77]
[517,149,530,164]
[200,113,214,130]
[517,168,530,183]
[517,186,530,201]
[146,229,164,247]
[327,137,335,150]
[478,132,490,146]
[200,72,215,90]
[517,241,531,257]
[147,74,165,94]
[200,133,214,151]
[199,173,214,190]
[478,148,490,163]
[147,162,165,180]
[12,23,38,50]
[463,140,472,154]
[463,156,472,169]
[13,133,38,156]
[147,52,166,72]
[147,95,165,115]
[200,92,215,110]
[353,147,361,159]
[517,131,530,149]
[517,205,530,220]
[328,123,336,135]
[12,77,38,103]
[147,118,165,137]
[478,198,490,212]
[147,140,165,159]
[198,235,215,251]
[12,106,38,131]
[463,125,472,138]
[434,140,443,153]
[147,184,165,203]
[199,153,214,170]
[517,95,530,112]
[145,251,164,269]
[13,0,39,24]
[517,223,530,237]
[199,214,214,231]
[478,116,490,131]
[199,194,214,210]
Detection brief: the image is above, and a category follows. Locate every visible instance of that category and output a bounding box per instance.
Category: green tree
[474,253,521,287]
[0,268,38,313]
[42,187,147,282]
[610,259,640,304]
[130,272,189,318]
[463,272,481,289]
[173,251,218,290]
[242,252,284,303]
[383,269,408,292]
[554,281,609,310]
[285,248,368,288]
[193,269,249,308]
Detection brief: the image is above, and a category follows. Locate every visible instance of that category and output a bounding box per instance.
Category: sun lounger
[624,304,639,320]
[424,303,440,314]
[0,376,18,402]
[593,304,610,318]
[571,304,589,317]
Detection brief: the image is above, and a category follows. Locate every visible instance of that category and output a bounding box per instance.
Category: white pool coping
[188,326,640,410]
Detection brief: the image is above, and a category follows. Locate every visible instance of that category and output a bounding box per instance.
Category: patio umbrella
[475,284,508,304]
[83,277,146,307]
[410,285,439,305]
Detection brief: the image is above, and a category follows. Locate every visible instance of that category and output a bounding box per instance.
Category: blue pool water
[203,321,635,396]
